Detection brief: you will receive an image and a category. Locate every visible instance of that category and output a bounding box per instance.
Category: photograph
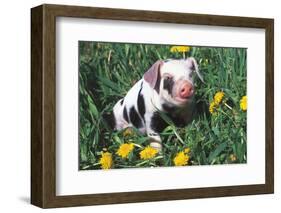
[78,41,247,170]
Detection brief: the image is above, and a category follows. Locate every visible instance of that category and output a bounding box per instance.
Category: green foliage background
[79,41,247,170]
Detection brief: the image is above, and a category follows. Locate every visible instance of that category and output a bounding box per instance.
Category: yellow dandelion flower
[184,148,190,154]
[229,154,237,162]
[99,152,113,169]
[173,151,189,166]
[240,96,247,111]
[140,146,158,160]
[170,46,190,53]
[209,101,217,114]
[123,128,134,137]
[214,91,224,105]
[116,143,134,159]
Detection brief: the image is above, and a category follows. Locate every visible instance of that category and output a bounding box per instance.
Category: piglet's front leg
[147,132,162,151]
[145,114,163,151]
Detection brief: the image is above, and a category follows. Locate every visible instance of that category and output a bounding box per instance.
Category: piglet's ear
[144,60,163,90]
[187,57,204,83]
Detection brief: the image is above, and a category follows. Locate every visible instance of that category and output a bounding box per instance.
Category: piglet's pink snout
[179,82,194,98]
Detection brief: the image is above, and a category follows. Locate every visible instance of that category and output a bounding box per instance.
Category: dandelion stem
[136,160,150,167]
[218,109,238,128]
[132,143,143,149]
[224,102,233,110]
[114,164,137,168]
[153,155,164,160]
[82,162,100,170]
[173,128,185,145]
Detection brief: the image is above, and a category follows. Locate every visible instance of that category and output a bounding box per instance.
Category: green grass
[79,41,247,170]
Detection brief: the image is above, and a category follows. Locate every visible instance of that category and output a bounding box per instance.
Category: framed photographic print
[31,4,274,208]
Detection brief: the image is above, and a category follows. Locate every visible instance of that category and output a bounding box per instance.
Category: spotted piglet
[107,58,203,151]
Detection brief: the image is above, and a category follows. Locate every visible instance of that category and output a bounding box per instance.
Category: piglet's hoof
[150,142,162,152]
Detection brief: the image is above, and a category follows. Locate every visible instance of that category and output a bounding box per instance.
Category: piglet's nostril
[179,84,194,98]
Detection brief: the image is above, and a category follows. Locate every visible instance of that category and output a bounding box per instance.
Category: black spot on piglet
[137,93,145,121]
[163,77,174,95]
[123,107,129,122]
[129,107,143,128]
[102,112,116,130]
[150,112,168,133]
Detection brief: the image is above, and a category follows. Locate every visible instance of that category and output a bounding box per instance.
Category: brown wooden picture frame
[31,4,274,208]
